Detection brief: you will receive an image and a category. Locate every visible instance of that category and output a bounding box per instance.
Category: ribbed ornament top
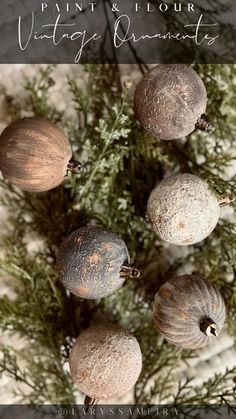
[153,274,226,349]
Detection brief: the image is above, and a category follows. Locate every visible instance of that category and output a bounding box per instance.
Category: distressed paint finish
[153,274,226,349]
[147,173,220,245]
[134,64,207,140]
[69,324,142,400]
[57,226,130,299]
[0,118,72,192]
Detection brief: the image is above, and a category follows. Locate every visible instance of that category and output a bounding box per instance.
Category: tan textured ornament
[147,173,220,245]
[69,324,142,403]
[57,225,140,300]
[0,117,80,192]
[153,274,226,349]
[134,64,212,140]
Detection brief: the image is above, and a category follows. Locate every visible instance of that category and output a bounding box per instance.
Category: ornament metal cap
[200,317,218,337]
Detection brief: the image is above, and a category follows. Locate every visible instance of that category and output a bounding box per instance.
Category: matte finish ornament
[153,274,226,349]
[134,64,211,140]
[0,118,73,192]
[147,173,220,245]
[69,324,142,401]
[57,226,139,299]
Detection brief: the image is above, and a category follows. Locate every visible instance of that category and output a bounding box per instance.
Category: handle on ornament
[84,395,97,411]
[67,159,84,174]
[195,114,213,133]
[200,317,218,337]
[120,264,140,279]
[218,192,235,207]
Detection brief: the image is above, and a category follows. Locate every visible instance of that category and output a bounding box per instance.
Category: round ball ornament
[0,117,81,192]
[153,274,226,349]
[69,323,142,404]
[57,225,140,299]
[134,64,212,140]
[147,173,220,245]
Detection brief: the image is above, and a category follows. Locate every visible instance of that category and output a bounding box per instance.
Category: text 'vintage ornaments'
[134,64,212,140]
[69,324,142,403]
[153,274,226,349]
[147,173,221,245]
[0,117,81,192]
[57,225,140,299]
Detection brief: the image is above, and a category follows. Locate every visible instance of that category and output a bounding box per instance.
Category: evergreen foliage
[0,64,235,405]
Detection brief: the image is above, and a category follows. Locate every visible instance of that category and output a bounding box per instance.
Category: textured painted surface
[69,324,142,400]
[57,226,130,299]
[0,64,235,404]
[147,173,220,245]
[134,64,207,140]
[0,117,72,192]
[153,274,226,349]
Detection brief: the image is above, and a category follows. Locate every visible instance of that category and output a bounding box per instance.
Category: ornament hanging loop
[84,395,97,411]
[200,317,218,337]
[120,264,140,279]
[195,114,213,133]
[218,192,235,207]
[67,159,84,174]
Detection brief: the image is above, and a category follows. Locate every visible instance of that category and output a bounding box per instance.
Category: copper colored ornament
[69,323,142,403]
[153,274,226,349]
[134,64,212,140]
[0,117,80,192]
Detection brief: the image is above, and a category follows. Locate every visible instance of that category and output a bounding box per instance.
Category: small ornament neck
[120,264,140,279]
[200,317,218,337]
[67,159,83,174]
[195,114,213,133]
[84,396,97,411]
[218,192,235,207]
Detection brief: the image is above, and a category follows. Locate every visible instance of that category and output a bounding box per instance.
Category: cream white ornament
[147,173,222,245]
